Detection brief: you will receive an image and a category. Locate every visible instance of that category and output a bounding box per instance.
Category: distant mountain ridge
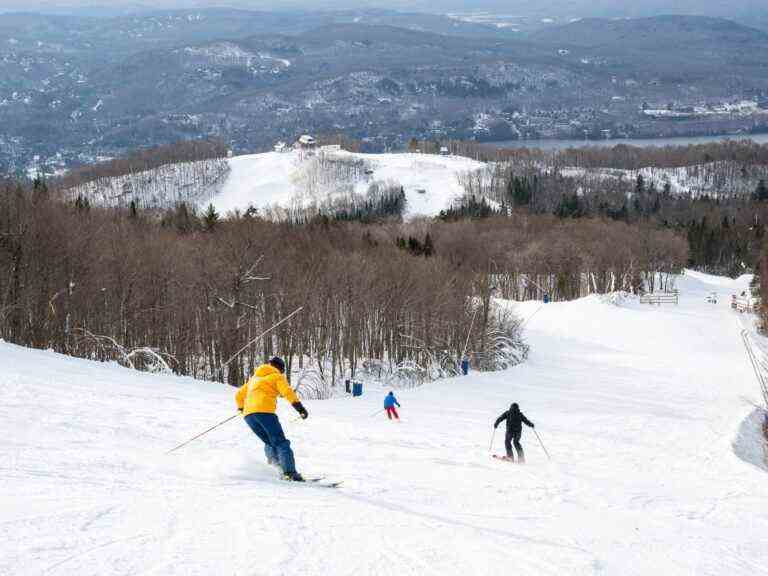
[530,15,768,47]
[528,15,768,79]
[3,9,768,176]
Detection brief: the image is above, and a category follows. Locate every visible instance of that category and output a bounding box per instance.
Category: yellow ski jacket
[235,364,299,415]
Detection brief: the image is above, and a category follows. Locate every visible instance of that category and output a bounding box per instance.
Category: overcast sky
[0,0,764,18]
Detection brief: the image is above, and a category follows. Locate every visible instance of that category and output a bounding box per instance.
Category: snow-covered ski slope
[207,150,483,218]
[3,272,767,576]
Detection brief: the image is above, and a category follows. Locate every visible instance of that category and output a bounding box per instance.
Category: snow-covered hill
[559,161,768,197]
[3,272,767,575]
[207,150,484,218]
[64,158,230,209]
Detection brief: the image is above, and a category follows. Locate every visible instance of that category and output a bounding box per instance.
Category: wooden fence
[640,291,679,305]
[732,295,759,313]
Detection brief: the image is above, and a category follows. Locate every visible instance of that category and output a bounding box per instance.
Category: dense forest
[439,139,768,277]
[0,177,688,394]
[2,138,766,390]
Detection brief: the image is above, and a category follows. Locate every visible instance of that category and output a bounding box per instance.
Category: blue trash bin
[461,359,470,375]
[352,382,363,397]
[543,294,550,304]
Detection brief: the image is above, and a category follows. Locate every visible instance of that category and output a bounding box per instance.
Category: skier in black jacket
[494,403,534,463]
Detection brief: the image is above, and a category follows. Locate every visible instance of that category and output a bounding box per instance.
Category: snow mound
[679,269,753,295]
[597,291,635,306]
[733,408,768,472]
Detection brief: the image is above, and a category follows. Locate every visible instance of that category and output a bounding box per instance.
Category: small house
[273,141,288,153]
[439,146,449,156]
[294,135,317,150]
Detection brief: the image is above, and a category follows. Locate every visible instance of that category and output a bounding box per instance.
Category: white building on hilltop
[294,135,317,150]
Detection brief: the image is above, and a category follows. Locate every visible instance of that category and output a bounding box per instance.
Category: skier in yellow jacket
[236,356,309,482]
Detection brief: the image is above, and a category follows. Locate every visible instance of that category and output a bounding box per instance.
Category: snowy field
[2,271,767,575]
[207,150,484,218]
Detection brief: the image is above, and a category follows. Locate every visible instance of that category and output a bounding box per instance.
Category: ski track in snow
[2,271,768,575]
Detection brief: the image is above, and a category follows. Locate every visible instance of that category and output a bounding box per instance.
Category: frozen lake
[489,132,768,150]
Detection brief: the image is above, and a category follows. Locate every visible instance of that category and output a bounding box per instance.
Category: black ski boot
[283,471,305,482]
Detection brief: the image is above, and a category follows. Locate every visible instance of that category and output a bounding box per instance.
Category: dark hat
[269,356,286,373]
[511,402,519,411]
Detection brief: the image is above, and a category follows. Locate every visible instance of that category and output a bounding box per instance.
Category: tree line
[0,178,688,394]
[413,138,768,170]
[55,140,231,211]
[0,180,526,396]
[452,153,768,277]
[56,140,230,190]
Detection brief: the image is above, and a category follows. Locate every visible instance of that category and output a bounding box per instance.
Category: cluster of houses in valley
[641,99,768,120]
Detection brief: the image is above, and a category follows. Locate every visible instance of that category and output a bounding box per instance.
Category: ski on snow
[492,454,523,464]
[293,477,343,488]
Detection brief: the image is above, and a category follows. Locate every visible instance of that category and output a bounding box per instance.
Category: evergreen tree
[203,204,220,231]
[754,179,768,202]
[32,177,48,205]
[407,236,423,256]
[423,233,435,257]
[74,195,90,212]
[162,203,199,234]
[635,174,645,194]
[510,176,531,206]
[555,193,582,219]
[651,194,661,214]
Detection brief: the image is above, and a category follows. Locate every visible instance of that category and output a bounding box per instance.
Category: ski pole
[370,408,385,417]
[461,304,480,365]
[489,427,496,452]
[533,429,551,460]
[166,414,240,455]
[222,306,304,368]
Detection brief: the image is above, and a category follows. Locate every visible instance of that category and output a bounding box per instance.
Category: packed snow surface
[3,272,768,575]
[207,150,484,218]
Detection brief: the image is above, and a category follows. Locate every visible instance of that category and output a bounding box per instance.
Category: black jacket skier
[494,403,534,462]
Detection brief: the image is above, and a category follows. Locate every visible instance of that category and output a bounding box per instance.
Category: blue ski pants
[243,412,297,475]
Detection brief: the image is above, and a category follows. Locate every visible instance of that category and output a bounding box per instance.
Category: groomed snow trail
[2,272,767,576]
[207,150,483,218]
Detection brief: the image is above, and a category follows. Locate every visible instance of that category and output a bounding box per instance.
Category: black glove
[293,402,309,420]
[237,407,243,414]
[531,423,535,428]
